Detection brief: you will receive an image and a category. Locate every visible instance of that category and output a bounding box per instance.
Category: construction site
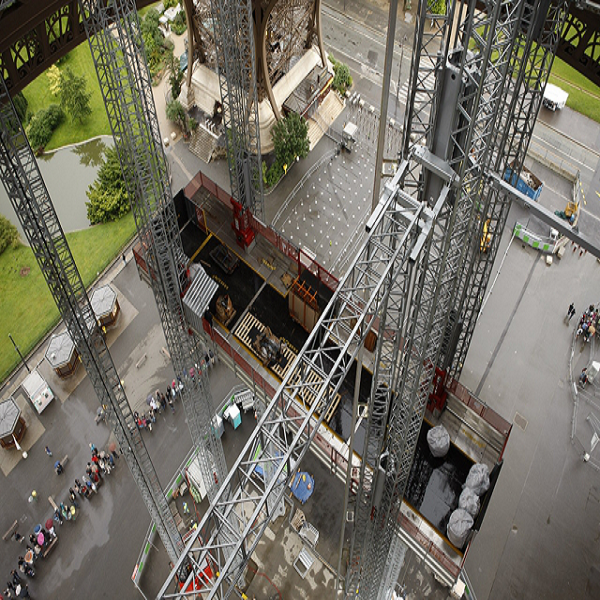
[1,0,600,599]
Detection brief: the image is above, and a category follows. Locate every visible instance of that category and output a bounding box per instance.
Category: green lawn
[0,213,136,382]
[22,43,111,151]
[549,56,600,123]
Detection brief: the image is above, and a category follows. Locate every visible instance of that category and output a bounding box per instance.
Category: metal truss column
[0,79,183,563]
[449,0,572,377]
[348,1,532,596]
[78,0,228,500]
[209,0,264,220]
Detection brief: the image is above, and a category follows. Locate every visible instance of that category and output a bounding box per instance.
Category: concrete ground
[460,198,600,599]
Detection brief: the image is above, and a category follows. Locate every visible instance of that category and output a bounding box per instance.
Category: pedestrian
[54,508,63,526]
[11,531,23,544]
[54,460,63,475]
[44,446,52,457]
[122,253,126,265]
[567,303,575,320]
[69,487,80,508]
[168,395,175,414]
[10,571,21,586]
[28,534,36,547]
[160,392,167,412]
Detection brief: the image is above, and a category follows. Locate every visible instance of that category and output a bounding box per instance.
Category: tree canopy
[271,112,309,169]
[86,147,131,225]
[0,214,19,255]
[59,68,92,124]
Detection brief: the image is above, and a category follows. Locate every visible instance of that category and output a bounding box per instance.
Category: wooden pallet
[234,312,341,423]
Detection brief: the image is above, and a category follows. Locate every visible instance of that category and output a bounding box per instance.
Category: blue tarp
[291,471,314,504]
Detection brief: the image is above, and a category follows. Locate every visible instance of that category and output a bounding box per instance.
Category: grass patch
[22,42,111,151]
[0,213,136,382]
[548,56,600,123]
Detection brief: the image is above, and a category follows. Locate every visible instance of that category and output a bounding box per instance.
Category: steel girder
[77,0,228,501]
[157,162,431,599]
[0,77,183,563]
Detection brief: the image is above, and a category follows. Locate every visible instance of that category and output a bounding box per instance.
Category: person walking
[44,446,52,457]
[567,302,576,321]
[54,460,63,475]
[167,394,175,414]
[10,571,21,587]
[11,531,24,544]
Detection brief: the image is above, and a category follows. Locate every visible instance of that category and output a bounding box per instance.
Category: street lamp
[8,333,30,373]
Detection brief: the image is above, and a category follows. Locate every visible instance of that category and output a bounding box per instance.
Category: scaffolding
[0,77,183,563]
[77,0,228,505]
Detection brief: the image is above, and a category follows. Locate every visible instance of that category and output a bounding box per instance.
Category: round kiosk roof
[0,397,21,438]
[45,331,76,368]
[91,285,117,318]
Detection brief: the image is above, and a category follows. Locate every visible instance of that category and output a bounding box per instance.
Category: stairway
[307,91,345,150]
[188,125,218,163]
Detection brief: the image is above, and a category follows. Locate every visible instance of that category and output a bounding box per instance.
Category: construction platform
[134,170,512,598]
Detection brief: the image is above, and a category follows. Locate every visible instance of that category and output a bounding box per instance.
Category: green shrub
[262,161,282,188]
[330,54,353,95]
[0,214,19,255]
[141,8,170,78]
[13,92,28,123]
[86,147,131,224]
[26,105,65,150]
[271,112,309,169]
[429,0,446,15]
[171,11,187,35]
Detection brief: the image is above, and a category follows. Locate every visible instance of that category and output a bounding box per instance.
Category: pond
[0,136,113,240]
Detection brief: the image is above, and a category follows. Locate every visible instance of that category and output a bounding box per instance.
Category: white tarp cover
[447,508,473,548]
[465,463,490,496]
[458,487,480,517]
[427,424,450,458]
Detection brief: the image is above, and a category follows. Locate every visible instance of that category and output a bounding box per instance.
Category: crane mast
[346,0,571,598]
[77,0,228,506]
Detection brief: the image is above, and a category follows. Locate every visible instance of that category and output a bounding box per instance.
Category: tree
[165,51,184,100]
[59,68,92,124]
[12,91,28,123]
[46,65,62,97]
[329,54,353,95]
[0,214,19,255]
[166,99,192,136]
[430,0,446,14]
[26,105,65,150]
[85,147,131,224]
[271,112,309,171]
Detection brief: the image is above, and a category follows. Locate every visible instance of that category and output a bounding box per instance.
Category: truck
[21,369,54,414]
[542,83,568,111]
[503,161,543,201]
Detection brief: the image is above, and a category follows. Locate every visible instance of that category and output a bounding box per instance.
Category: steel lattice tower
[77,0,228,508]
[345,1,572,598]
[449,0,570,377]
[210,0,265,222]
[0,78,183,563]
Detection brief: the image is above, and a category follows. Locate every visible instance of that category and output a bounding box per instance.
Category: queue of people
[5,443,120,599]
[575,304,598,342]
